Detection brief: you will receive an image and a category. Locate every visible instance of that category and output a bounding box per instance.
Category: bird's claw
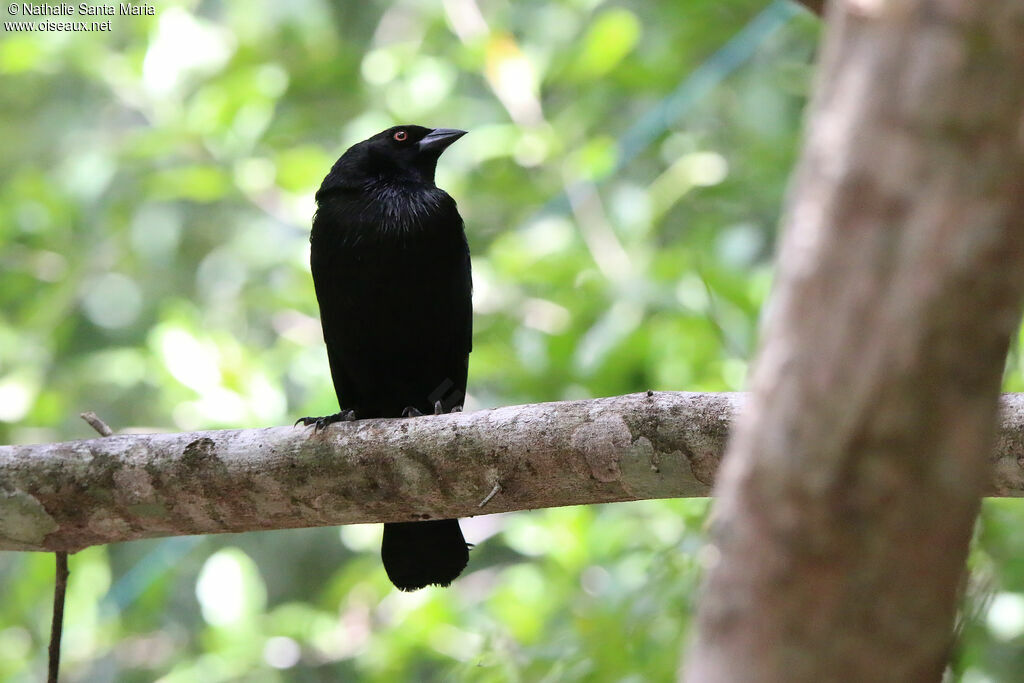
[295,410,357,431]
[405,402,463,417]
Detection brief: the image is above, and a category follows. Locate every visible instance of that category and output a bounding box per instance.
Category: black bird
[297,125,472,591]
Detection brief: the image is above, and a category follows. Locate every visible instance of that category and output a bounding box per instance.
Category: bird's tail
[381,518,469,591]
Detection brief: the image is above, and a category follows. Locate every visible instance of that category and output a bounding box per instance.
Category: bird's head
[318,125,467,196]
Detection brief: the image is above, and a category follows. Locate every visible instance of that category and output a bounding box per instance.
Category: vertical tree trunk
[686,1,1024,681]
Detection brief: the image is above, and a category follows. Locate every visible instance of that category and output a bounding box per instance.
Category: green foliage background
[1,1,1023,680]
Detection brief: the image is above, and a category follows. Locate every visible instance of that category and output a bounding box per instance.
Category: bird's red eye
[393,130,407,142]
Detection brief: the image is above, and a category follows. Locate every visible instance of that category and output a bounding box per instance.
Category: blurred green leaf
[568,9,642,80]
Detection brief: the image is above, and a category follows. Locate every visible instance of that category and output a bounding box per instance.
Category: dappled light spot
[263,636,301,669]
[82,274,142,329]
[987,592,1024,641]
[196,548,266,627]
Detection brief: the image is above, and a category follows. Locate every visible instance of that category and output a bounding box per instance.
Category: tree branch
[3,391,1024,553]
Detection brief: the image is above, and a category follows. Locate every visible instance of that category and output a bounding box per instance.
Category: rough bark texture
[0,392,736,552]
[5,392,1024,554]
[686,1,1024,682]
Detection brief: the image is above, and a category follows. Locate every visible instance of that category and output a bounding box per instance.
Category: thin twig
[479,483,502,508]
[79,411,113,437]
[47,412,115,682]
[47,552,68,683]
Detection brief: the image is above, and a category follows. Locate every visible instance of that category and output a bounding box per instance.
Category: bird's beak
[418,128,467,154]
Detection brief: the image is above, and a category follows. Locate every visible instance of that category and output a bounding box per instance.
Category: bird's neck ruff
[360,178,449,236]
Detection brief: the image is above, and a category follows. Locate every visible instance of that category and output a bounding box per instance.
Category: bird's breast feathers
[311,188,465,268]
[365,182,451,233]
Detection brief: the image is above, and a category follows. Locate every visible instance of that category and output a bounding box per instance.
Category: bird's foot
[295,410,357,431]
[402,403,464,418]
